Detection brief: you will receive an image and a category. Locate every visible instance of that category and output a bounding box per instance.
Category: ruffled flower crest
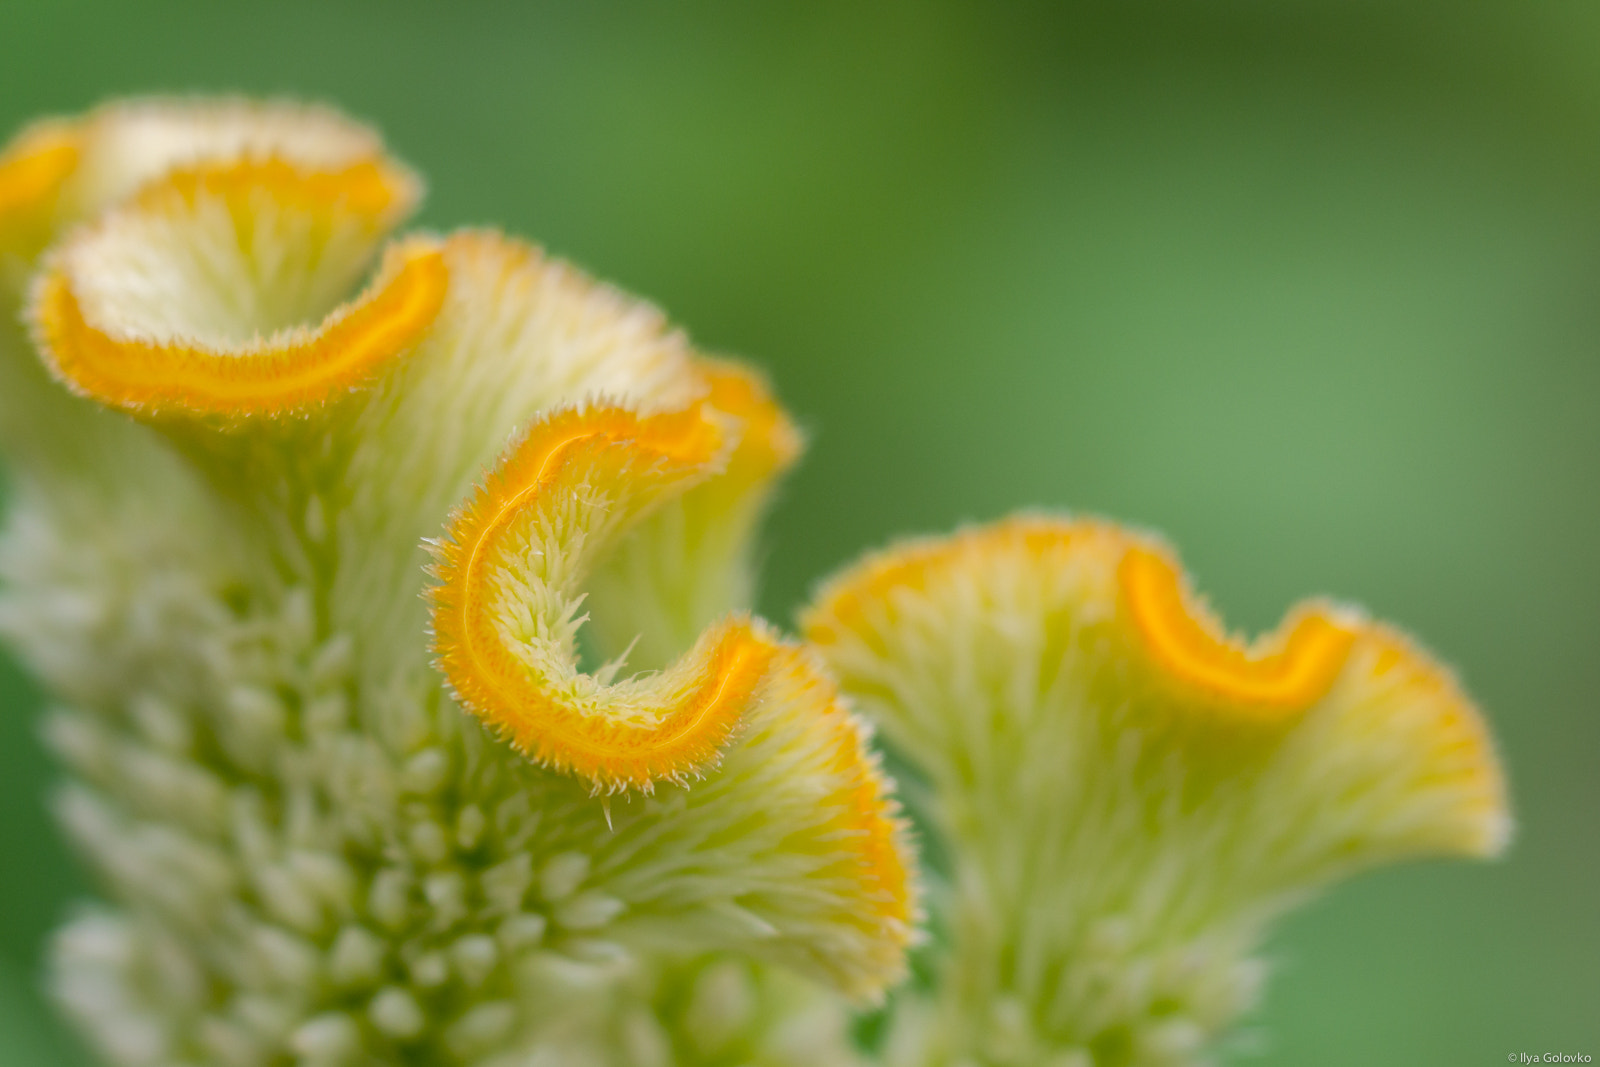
[0,96,1508,1067]
[0,98,914,1067]
[802,515,1508,1065]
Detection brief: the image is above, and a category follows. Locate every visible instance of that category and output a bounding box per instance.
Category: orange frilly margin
[428,400,918,978]
[3,98,403,269]
[29,158,443,418]
[34,237,445,418]
[429,402,783,793]
[805,513,1510,857]
[1118,543,1360,714]
[0,121,79,263]
[694,355,805,481]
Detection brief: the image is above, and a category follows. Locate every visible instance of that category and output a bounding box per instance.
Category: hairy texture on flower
[4,92,1509,1067]
[428,398,915,983]
[31,157,437,419]
[802,515,1509,1066]
[428,402,766,790]
[1,97,392,276]
[584,358,805,672]
[0,99,391,486]
[0,98,916,1066]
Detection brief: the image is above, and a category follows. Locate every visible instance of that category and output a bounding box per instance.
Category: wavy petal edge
[29,158,441,418]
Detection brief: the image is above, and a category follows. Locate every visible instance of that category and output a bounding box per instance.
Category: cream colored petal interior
[56,163,414,350]
[64,98,392,225]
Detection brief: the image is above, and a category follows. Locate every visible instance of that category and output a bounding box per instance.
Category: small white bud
[480,854,532,914]
[280,587,315,651]
[255,864,324,934]
[407,819,450,865]
[400,747,449,796]
[554,892,624,931]
[562,938,631,968]
[41,711,111,776]
[302,693,349,733]
[309,633,353,688]
[496,913,547,952]
[223,686,287,760]
[368,986,425,1040]
[303,495,328,545]
[423,870,468,932]
[455,804,486,850]
[539,852,589,901]
[445,1000,515,1057]
[450,933,498,987]
[249,924,320,988]
[327,925,386,989]
[1138,1018,1205,1058]
[235,993,297,1043]
[196,1014,265,1066]
[620,1008,672,1067]
[128,694,192,753]
[288,1011,360,1062]
[684,960,755,1056]
[1042,1051,1093,1067]
[367,868,412,931]
[289,851,356,916]
[408,950,449,988]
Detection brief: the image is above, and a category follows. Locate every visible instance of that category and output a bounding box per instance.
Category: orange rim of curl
[31,156,439,417]
[805,515,1087,641]
[694,356,804,480]
[806,515,1508,861]
[1118,546,1355,712]
[807,517,1356,713]
[430,404,780,791]
[768,645,918,974]
[0,123,82,251]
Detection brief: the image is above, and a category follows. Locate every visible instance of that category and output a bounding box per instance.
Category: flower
[1,98,913,1067]
[0,97,1508,1067]
[802,516,1509,1065]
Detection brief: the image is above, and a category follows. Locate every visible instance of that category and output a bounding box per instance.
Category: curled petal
[429,403,781,792]
[0,122,80,270]
[426,395,917,986]
[570,643,918,999]
[330,231,713,682]
[697,356,805,481]
[1119,544,1360,712]
[1,97,397,268]
[584,356,804,670]
[29,158,441,418]
[803,514,1509,1058]
[807,513,1508,860]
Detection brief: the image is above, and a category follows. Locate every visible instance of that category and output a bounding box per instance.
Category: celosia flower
[802,516,1509,1066]
[1,98,913,1066]
[0,97,1508,1067]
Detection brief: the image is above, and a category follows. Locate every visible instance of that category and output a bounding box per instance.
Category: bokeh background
[1,2,1596,1063]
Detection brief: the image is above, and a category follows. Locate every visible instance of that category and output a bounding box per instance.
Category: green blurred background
[1,1,1596,1063]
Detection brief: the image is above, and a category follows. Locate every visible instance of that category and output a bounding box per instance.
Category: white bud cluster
[0,483,864,1066]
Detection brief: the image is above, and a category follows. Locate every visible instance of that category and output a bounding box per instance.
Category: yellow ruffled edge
[428,402,776,792]
[1118,543,1359,714]
[0,120,80,261]
[2,98,400,264]
[761,642,922,997]
[427,400,917,981]
[576,355,803,676]
[803,513,1510,857]
[28,158,444,418]
[693,355,805,482]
